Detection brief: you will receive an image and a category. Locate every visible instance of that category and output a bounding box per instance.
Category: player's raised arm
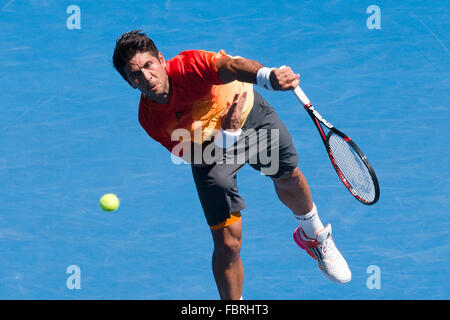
[216,55,300,91]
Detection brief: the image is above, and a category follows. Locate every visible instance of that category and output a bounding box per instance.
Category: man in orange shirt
[113,30,351,299]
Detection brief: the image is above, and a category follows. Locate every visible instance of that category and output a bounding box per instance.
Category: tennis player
[112,30,351,300]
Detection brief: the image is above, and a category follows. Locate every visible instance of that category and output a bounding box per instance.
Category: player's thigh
[247,109,298,179]
[191,162,246,227]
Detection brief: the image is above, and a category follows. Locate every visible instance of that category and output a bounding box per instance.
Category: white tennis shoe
[293,224,351,284]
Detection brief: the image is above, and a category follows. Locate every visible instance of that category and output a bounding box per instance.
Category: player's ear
[158,51,166,67]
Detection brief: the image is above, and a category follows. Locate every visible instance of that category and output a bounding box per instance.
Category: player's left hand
[220,91,247,131]
[270,66,300,91]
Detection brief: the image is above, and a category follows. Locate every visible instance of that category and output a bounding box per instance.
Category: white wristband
[256,67,274,90]
[213,128,242,149]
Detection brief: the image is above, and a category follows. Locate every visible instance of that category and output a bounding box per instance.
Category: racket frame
[294,86,380,205]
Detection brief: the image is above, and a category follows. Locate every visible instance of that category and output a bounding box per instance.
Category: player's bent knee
[272,167,300,184]
[211,217,242,261]
[214,237,241,261]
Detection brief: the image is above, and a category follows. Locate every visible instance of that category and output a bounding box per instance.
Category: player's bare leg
[272,166,352,283]
[272,167,313,216]
[210,219,243,300]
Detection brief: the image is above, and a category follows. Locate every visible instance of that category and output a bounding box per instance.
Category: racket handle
[293,86,311,106]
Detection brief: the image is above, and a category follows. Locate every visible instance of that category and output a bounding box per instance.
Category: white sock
[294,203,325,239]
[240,296,243,300]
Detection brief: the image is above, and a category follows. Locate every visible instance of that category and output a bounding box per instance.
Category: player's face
[125,51,170,104]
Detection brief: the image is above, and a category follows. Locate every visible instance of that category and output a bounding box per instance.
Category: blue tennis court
[1,0,448,299]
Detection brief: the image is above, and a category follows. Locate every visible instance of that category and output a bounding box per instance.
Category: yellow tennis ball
[99,193,120,212]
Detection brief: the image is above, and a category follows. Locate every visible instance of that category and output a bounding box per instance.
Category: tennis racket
[293,86,380,205]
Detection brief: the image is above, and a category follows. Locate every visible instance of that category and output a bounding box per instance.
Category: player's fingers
[222,93,239,115]
[279,73,300,91]
[229,92,245,118]
[221,107,235,130]
[237,91,247,108]
[232,93,240,104]
[224,94,239,114]
[220,108,231,129]
[290,75,300,89]
[278,66,292,76]
[277,72,289,81]
[273,67,296,86]
[283,68,296,80]
[287,74,300,90]
[286,72,299,83]
[221,103,231,116]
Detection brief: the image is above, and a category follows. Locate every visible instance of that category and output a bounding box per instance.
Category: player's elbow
[217,56,238,84]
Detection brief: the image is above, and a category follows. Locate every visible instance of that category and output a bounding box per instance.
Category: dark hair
[112,30,159,82]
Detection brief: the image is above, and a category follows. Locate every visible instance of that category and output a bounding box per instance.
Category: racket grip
[293,86,311,106]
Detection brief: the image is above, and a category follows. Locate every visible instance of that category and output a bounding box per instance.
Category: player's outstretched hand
[221,91,247,131]
[270,66,300,91]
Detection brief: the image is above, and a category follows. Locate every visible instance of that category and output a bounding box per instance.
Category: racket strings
[327,134,376,202]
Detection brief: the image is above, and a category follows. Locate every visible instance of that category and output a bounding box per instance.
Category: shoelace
[320,237,335,255]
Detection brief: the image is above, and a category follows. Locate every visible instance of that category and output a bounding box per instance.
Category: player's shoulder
[175,49,216,57]
[166,50,221,80]
[169,49,222,63]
